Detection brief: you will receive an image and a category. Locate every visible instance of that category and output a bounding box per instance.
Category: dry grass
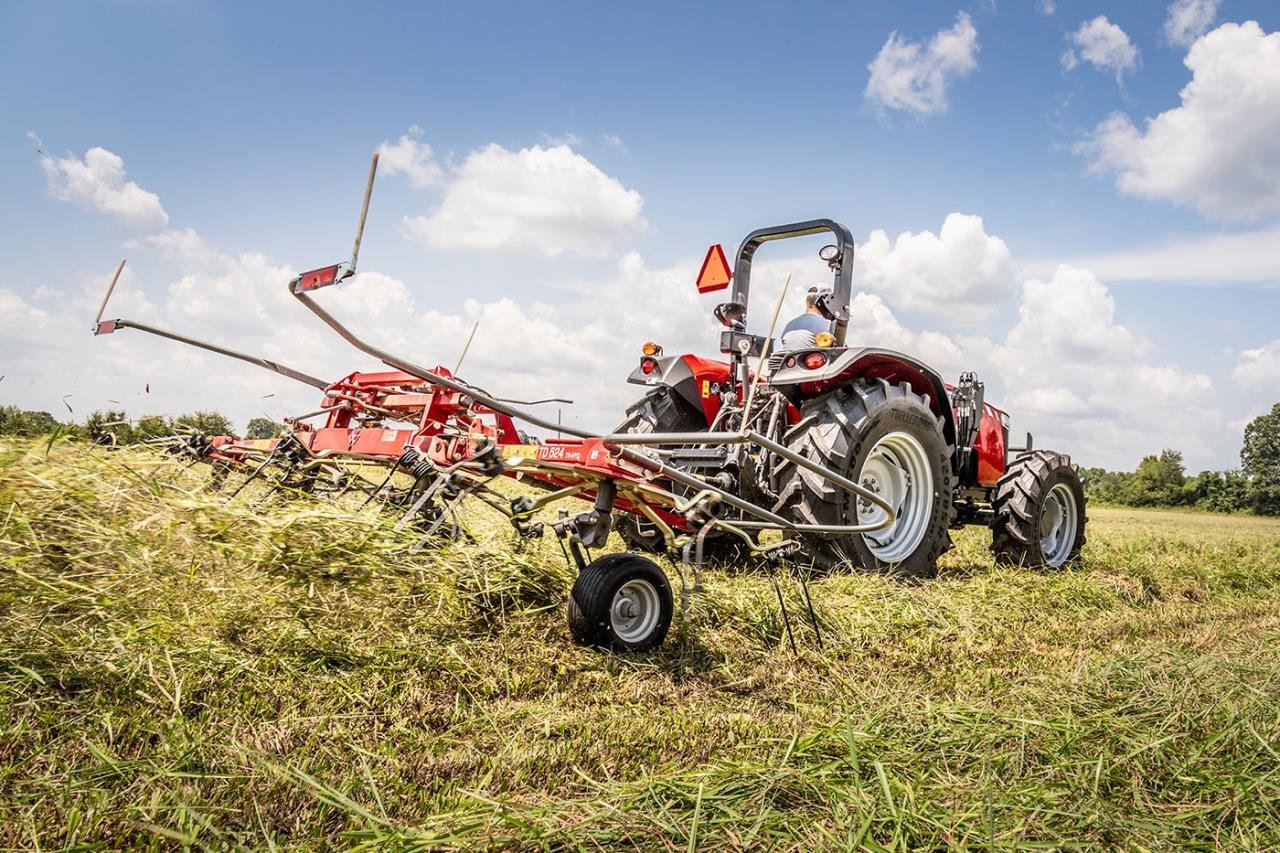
[2,438,1280,849]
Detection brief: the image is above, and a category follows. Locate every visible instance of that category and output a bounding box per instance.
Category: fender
[769,347,958,452]
[627,354,732,425]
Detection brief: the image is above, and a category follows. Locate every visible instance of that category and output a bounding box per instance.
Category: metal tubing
[112,320,330,390]
[351,153,379,266]
[94,259,127,328]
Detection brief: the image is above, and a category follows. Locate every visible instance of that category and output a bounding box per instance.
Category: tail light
[641,341,663,357]
[640,357,659,375]
[814,331,835,348]
[803,352,827,370]
[298,264,341,291]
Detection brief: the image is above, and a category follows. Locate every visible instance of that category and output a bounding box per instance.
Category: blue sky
[2,0,1279,471]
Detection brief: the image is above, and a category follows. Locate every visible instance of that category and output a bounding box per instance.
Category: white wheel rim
[1040,483,1079,567]
[855,431,934,564]
[610,578,661,643]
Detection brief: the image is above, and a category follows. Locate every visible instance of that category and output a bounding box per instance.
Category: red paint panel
[975,403,1007,485]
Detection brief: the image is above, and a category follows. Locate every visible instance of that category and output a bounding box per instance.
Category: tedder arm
[92,259,329,391]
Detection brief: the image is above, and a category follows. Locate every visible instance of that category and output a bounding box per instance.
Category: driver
[779,285,833,350]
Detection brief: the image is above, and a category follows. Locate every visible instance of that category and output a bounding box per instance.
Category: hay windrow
[2,438,1280,848]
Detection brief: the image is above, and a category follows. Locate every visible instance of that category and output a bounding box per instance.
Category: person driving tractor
[779,285,833,350]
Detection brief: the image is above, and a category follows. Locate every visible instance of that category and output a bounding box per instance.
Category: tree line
[1081,403,1280,516]
[4,400,1279,516]
[0,405,282,444]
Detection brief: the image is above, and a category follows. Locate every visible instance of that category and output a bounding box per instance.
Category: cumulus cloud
[855,213,1016,321]
[38,145,169,231]
[376,126,443,188]
[1164,0,1219,47]
[1023,224,1280,285]
[994,266,1221,467]
[404,143,647,257]
[1233,340,1280,394]
[864,12,979,116]
[1078,21,1280,221]
[1062,16,1139,77]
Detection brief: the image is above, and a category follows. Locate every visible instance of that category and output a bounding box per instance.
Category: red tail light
[298,264,341,291]
[803,352,827,370]
[640,357,659,375]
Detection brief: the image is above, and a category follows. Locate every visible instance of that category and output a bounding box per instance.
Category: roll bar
[730,219,855,346]
[91,259,329,391]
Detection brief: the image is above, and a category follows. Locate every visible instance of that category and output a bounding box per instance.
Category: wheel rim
[855,431,934,564]
[610,578,661,644]
[1039,483,1079,567]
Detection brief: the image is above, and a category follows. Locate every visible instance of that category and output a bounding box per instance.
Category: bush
[0,406,61,437]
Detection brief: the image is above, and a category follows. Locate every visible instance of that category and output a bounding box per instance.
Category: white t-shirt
[778,313,830,350]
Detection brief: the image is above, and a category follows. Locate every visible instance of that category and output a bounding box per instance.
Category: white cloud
[376,126,443,188]
[403,143,647,257]
[601,133,625,148]
[864,12,979,116]
[0,289,51,343]
[1078,22,1280,222]
[1164,0,1219,47]
[855,213,1016,321]
[1040,0,1056,15]
[1233,340,1280,394]
[1022,224,1280,285]
[39,145,168,231]
[994,266,1223,468]
[1062,16,1139,77]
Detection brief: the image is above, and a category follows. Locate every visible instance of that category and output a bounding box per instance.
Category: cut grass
[2,438,1280,849]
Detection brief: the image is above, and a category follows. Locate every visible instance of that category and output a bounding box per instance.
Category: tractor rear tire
[613,388,753,563]
[991,451,1086,568]
[773,379,955,577]
[568,553,673,652]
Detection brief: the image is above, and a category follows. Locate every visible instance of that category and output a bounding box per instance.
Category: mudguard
[769,347,959,452]
[626,354,732,426]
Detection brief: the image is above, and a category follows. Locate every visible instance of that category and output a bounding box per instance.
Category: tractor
[612,220,1087,578]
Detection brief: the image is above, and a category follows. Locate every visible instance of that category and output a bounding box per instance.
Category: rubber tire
[773,379,955,577]
[568,553,673,652]
[612,388,753,563]
[991,450,1087,568]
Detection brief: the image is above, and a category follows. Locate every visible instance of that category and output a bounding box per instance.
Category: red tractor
[613,220,1087,577]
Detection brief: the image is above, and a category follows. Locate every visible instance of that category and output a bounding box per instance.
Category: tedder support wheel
[991,450,1087,568]
[774,379,955,577]
[613,387,755,563]
[568,553,674,652]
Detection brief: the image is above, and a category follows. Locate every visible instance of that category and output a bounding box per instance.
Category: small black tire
[568,553,673,652]
[991,450,1087,568]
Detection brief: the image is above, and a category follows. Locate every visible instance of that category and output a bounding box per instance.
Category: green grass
[2,438,1280,850]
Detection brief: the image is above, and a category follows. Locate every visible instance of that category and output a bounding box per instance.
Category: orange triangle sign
[696,244,732,293]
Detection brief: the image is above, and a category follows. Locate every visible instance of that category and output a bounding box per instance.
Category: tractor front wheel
[991,451,1086,568]
[568,553,673,652]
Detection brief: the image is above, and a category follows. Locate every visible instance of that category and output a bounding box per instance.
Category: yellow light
[641,341,663,356]
[814,332,835,348]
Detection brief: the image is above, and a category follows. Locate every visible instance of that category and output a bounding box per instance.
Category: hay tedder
[92,154,1086,653]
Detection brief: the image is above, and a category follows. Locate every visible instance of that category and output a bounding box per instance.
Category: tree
[84,410,135,445]
[1242,403,1280,516]
[1183,469,1251,513]
[173,410,234,436]
[1128,449,1186,506]
[0,406,60,436]
[245,417,282,439]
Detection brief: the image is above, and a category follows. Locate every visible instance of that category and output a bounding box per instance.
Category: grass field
[3,438,1280,849]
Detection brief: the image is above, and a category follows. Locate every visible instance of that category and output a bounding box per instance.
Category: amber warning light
[696,244,732,293]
